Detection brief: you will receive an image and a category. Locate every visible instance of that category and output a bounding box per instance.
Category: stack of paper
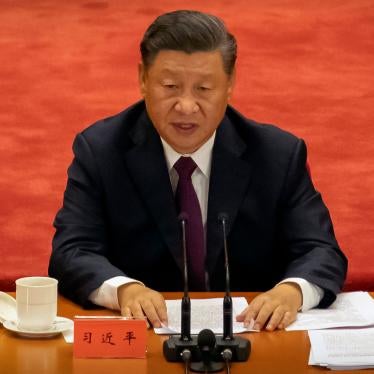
[287,291,374,331]
[289,292,374,370]
[308,328,374,370]
[154,297,257,335]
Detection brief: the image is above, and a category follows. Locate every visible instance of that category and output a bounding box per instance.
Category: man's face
[139,50,235,154]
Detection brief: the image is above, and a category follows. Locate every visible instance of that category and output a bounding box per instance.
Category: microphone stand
[163,212,251,372]
[215,213,251,363]
[181,217,191,342]
[189,214,251,372]
[163,214,199,364]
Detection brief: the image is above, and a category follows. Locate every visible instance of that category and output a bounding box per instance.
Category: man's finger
[140,299,163,328]
[128,301,151,328]
[236,306,249,321]
[129,301,146,320]
[265,305,285,331]
[253,302,275,330]
[236,298,265,328]
[152,296,168,325]
[277,311,296,330]
[237,296,266,320]
[236,306,255,325]
[121,306,132,318]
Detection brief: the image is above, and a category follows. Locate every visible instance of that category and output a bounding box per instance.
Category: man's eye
[164,84,177,89]
[198,86,210,91]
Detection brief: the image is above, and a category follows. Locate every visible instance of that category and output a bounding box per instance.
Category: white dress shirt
[89,133,323,311]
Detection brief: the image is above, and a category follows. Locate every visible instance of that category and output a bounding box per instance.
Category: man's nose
[174,94,199,115]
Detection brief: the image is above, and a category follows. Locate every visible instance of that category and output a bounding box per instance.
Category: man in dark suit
[49,10,347,331]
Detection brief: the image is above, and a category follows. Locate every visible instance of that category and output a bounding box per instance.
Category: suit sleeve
[49,133,126,307]
[280,139,347,307]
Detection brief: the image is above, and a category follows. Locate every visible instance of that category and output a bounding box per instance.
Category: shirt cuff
[278,277,324,312]
[88,276,144,311]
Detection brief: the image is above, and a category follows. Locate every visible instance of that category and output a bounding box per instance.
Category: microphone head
[178,212,189,222]
[218,212,229,224]
[197,329,216,349]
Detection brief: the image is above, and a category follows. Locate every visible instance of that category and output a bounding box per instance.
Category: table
[1,292,374,374]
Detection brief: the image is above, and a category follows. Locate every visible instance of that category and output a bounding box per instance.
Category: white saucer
[3,316,73,338]
[0,291,17,323]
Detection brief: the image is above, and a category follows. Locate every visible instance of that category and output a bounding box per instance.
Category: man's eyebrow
[158,68,177,75]
[159,68,215,79]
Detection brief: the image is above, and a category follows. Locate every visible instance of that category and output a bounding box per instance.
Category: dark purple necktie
[174,156,206,290]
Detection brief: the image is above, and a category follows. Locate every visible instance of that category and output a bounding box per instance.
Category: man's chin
[168,140,201,154]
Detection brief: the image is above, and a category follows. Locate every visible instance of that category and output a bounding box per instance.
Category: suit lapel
[206,116,252,275]
[122,112,183,271]
[118,108,252,277]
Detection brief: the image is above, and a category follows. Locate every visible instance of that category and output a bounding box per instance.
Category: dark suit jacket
[49,100,347,308]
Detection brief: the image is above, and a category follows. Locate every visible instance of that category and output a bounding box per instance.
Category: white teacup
[16,277,58,331]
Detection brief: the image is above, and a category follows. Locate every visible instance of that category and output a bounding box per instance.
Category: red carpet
[1,0,373,291]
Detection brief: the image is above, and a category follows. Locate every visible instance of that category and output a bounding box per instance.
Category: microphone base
[190,360,224,372]
[215,335,251,361]
[163,335,200,362]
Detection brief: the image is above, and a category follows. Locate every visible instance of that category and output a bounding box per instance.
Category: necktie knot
[174,157,197,179]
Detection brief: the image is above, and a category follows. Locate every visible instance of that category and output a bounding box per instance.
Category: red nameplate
[73,316,147,358]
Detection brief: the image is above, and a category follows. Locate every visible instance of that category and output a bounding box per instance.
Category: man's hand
[236,283,302,331]
[118,283,168,328]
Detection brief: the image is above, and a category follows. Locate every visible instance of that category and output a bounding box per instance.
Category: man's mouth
[171,122,198,131]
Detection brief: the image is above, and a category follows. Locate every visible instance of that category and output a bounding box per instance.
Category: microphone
[163,213,199,363]
[215,213,251,363]
[190,329,224,372]
[180,212,191,341]
[218,213,233,340]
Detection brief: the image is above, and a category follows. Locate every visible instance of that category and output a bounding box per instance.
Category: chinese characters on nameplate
[73,316,147,358]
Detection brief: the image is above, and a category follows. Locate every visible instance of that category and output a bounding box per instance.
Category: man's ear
[227,67,236,100]
[138,62,147,96]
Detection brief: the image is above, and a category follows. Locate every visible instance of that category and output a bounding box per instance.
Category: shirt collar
[161,132,216,178]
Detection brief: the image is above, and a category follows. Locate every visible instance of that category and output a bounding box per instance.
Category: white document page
[308,328,374,370]
[287,292,374,331]
[154,297,256,335]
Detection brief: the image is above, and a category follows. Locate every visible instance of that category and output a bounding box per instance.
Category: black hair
[140,10,237,75]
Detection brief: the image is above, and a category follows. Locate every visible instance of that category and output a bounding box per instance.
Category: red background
[1,0,373,290]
